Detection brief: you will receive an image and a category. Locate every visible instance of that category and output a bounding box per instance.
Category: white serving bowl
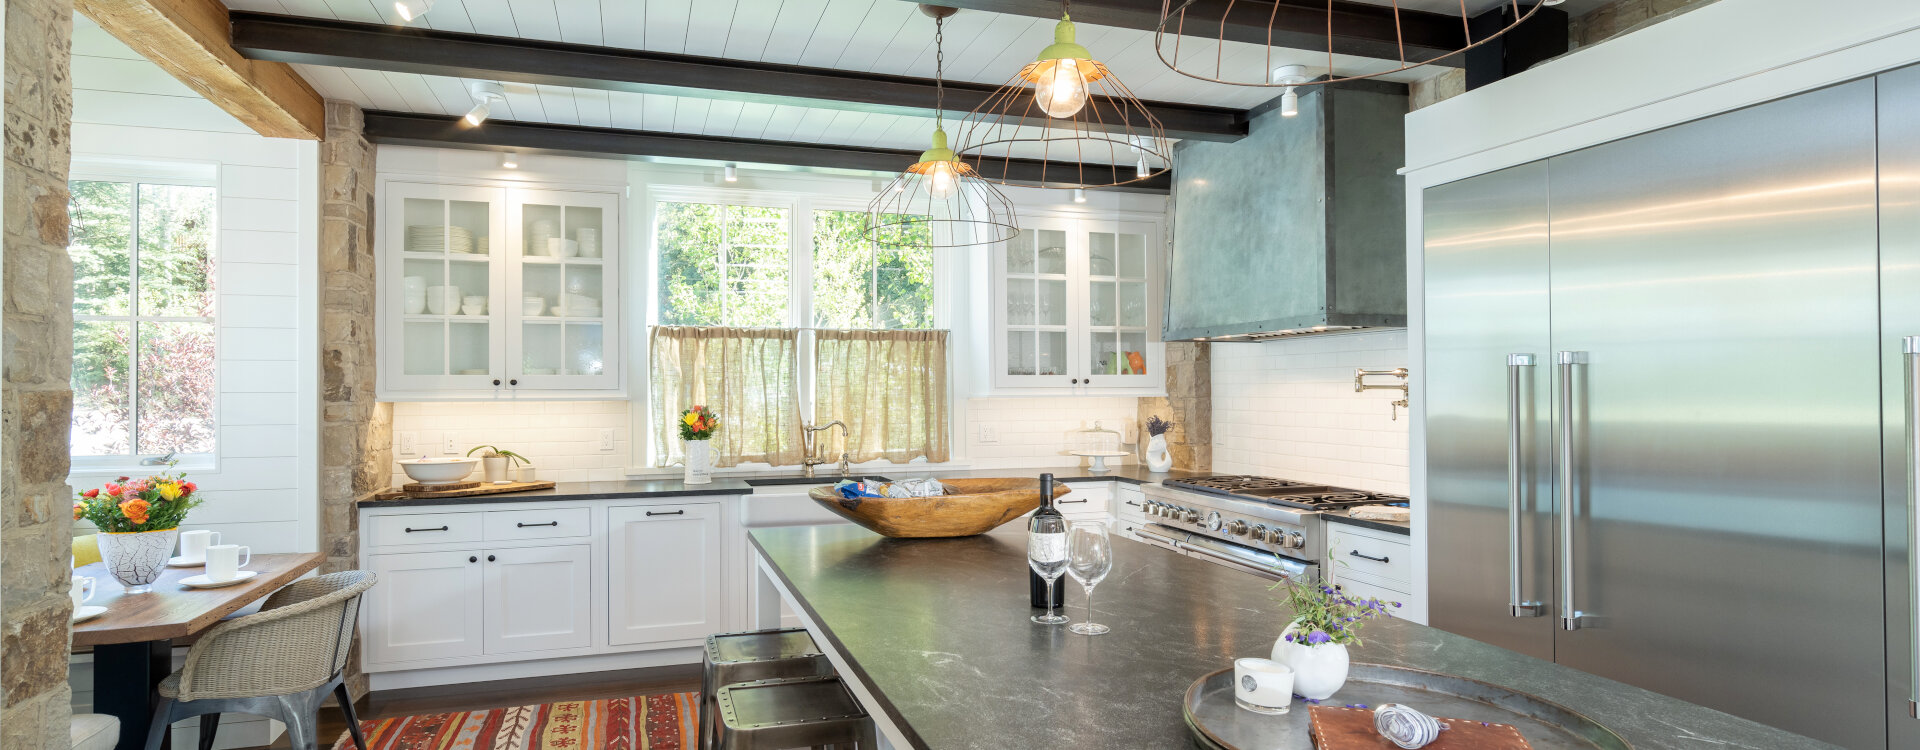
[399,457,479,485]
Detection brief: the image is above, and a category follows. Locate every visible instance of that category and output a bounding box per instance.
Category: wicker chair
[143,570,377,750]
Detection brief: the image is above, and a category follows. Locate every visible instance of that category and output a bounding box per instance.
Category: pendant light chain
[935,16,945,129]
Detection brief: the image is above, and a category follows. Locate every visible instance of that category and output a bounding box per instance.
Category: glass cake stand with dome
[1068,421,1130,473]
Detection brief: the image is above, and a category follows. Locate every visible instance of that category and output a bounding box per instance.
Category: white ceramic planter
[1145,434,1173,472]
[483,456,509,483]
[97,528,180,594]
[1271,621,1352,700]
[684,439,713,484]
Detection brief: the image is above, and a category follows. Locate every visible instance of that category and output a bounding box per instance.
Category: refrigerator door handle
[1906,336,1919,715]
[1507,354,1544,617]
[1557,350,1589,631]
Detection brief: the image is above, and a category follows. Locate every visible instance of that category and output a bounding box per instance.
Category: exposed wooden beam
[919,0,1469,68]
[76,0,324,139]
[230,13,1246,143]
[362,111,1172,193]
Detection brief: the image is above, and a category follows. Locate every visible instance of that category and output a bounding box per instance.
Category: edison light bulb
[1034,59,1089,119]
[926,162,959,199]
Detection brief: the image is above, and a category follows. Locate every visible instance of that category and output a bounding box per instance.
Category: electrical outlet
[599,429,616,452]
[443,436,458,455]
[978,425,999,444]
[399,432,418,455]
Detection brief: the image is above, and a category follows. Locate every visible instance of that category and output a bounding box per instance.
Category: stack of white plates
[407,225,479,254]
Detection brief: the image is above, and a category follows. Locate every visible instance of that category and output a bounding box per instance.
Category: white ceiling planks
[781,0,879,67]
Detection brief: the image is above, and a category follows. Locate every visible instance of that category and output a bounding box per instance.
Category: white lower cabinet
[483,544,593,654]
[607,503,724,646]
[365,550,486,664]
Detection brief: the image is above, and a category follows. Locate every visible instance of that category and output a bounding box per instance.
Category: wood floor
[254,663,703,749]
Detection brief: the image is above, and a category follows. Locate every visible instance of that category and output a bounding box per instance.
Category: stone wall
[1,0,75,745]
[318,100,387,698]
[1139,342,1210,472]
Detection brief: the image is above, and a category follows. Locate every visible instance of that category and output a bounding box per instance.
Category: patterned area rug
[332,692,698,749]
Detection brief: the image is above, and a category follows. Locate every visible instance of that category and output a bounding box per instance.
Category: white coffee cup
[70,575,96,609]
[178,529,220,563]
[205,544,252,582]
[1233,657,1295,715]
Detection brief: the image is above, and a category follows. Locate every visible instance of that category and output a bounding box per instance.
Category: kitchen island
[748,525,1830,750]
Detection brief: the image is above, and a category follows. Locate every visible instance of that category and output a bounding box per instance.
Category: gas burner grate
[1164,475,1331,497]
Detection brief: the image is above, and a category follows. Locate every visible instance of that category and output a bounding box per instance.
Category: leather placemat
[1309,706,1532,750]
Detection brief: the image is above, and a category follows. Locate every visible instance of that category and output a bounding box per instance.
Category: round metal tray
[1183,663,1632,750]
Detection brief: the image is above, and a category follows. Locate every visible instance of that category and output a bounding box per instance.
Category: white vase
[684,439,713,484]
[1145,434,1173,472]
[483,456,509,483]
[1271,621,1352,700]
[97,528,181,594]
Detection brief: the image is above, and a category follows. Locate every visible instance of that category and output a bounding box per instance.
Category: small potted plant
[467,445,533,484]
[74,470,205,594]
[1267,578,1400,699]
[1144,415,1175,472]
[679,405,718,484]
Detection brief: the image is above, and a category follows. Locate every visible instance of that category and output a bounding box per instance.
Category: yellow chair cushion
[72,534,102,568]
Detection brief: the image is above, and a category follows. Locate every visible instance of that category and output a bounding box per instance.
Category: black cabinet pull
[492,379,501,386]
[1084,378,1091,385]
[1070,378,1080,384]
[1124,501,1141,507]
[487,554,496,562]
[509,379,519,386]
[468,556,478,563]
[1349,550,1390,563]
[1060,498,1089,504]
[516,521,559,528]
[404,526,449,533]
[645,510,685,517]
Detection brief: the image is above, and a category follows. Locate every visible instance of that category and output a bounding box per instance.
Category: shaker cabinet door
[607,504,724,646]
[482,544,594,655]
[365,550,486,664]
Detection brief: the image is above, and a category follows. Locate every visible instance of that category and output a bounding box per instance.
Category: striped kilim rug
[332,692,698,749]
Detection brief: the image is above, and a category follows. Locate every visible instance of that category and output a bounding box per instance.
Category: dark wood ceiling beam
[231,12,1246,142]
[917,0,1469,68]
[362,111,1172,193]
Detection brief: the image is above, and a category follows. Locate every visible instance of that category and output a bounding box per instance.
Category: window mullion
[127,184,143,457]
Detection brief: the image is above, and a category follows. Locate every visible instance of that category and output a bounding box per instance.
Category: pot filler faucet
[802,420,850,478]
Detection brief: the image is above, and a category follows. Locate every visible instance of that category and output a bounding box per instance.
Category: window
[655,201,791,326]
[810,210,934,329]
[68,178,218,463]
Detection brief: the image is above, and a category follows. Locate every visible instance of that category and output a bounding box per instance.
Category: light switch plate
[978,425,999,443]
[442,435,458,455]
[599,429,616,452]
[399,432,417,455]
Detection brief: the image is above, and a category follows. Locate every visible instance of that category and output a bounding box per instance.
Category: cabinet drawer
[1113,487,1146,522]
[1056,485,1111,514]
[1327,529,1410,585]
[1331,575,1409,618]
[367,512,483,547]
[484,507,591,540]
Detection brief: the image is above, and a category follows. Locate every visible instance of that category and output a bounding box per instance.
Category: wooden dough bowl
[807,478,1071,538]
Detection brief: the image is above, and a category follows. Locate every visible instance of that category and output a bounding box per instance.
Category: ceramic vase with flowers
[1144,415,1175,472]
[679,405,719,485]
[74,470,204,594]
[1267,578,1400,699]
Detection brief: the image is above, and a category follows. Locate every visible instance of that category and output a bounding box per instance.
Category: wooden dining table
[73,552,324,750]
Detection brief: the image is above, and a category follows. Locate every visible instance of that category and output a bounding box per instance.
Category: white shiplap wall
[1211,330,1410,495]
[69,14,319,749]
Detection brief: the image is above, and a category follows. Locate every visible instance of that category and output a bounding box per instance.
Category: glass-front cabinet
[991,214,1164,392]
[381,182,622,399]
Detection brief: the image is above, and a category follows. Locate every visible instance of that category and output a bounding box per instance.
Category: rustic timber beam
[361,111,1173,193]
[230,12,1246,143]
[77,0,324,139]
[917,0,1469,68]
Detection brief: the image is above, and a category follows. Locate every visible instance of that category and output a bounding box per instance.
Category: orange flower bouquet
[677,405,719,441]
[74,471,205,592]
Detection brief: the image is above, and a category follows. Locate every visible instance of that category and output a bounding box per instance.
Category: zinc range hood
[1163,80,1408,342]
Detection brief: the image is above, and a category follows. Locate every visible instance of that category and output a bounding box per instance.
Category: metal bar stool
[715,675,876,749]
[702,628,832,749]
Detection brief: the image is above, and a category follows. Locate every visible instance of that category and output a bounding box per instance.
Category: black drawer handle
[646,510,685,517]
[404,526,449,533]
[1349,550,1390,563]
[516,521,559,528]
[1059,498,1089,504]
[1124,501,1140,507]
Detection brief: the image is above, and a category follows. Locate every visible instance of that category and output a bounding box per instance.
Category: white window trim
[631,185,958,471]
[69,158,221,474]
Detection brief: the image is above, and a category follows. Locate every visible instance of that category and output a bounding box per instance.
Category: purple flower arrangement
[1272,580,1401,648]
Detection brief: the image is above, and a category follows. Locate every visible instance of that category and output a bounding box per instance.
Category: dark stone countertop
[359,465,1199,508]
[749,525,1829,750]
[1320,509,1411,536]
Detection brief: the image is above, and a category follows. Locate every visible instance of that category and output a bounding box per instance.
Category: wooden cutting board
[1309,706,1532,750]
[372,480,557,501]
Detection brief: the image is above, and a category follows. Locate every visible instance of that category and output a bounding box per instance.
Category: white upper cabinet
[991,213,1165,394]
[380,181,622,400]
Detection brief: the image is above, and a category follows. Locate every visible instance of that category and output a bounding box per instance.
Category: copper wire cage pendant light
[865,6,1020,248]
[954,0,1172,190]
[1154,0,1550,88]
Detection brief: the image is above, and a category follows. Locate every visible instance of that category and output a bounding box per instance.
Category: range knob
[1226,520,1249,536]
[1284,531,1305,549]
[1150,502,1168,517]
[1182,508,1201,524]
[1249,524,1269,541]
[1261,527,1286,544]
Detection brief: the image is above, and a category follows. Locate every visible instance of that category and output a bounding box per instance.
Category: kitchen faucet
[802,420,850,478]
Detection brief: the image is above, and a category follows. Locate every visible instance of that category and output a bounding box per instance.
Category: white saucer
[167,555,205,568]
[72,605,108,623]
[179,571,257,589]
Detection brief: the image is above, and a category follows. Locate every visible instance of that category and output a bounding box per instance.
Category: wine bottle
[1029,473,1066,609]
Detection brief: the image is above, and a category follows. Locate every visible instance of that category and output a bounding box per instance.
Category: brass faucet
[802,420,850,478]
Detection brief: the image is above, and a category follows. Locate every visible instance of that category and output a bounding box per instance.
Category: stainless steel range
[1136,475,1405,583]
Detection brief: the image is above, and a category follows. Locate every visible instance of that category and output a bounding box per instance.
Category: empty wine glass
[1029,513,1070,625]
[1066,523,1113,635]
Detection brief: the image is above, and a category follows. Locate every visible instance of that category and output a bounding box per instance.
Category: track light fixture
[464,81,506,126]
[1271,66,1310,118]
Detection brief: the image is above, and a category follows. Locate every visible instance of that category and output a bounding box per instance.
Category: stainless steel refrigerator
[1425,73,1915,749]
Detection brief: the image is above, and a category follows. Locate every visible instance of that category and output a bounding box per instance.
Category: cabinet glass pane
[1119,332,1148,374]
[1088,332,1148,375]
[561,265,604,319]
[1008,280,1035,325]
[1037,331,1067,376]
[450,321,489,374]
[404,321,444,375]
[1035,230,1068,274]
[1038,279,1066,326]
[1120,281,1147,327]
[1117,233,1146,278]
[448,263,490,317]
[1088,232,1117,277]
[566,323,605,376]
[1090,281,1116,326]
[403,198,445,253]
[521,322,562,375]
[1006,230,1036,274]
[1007,329,1034,376]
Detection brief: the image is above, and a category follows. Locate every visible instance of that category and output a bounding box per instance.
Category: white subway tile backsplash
[964,396,1138,469]
[389,401,632,486]
[1212,329,1410,495]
